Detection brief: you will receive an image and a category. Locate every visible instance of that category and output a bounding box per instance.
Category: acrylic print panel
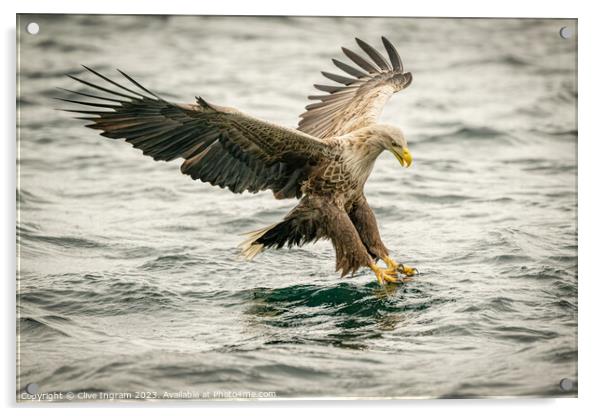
[16,14,577,401]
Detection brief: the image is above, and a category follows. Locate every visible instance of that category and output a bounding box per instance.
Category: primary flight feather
[60,36,417,284]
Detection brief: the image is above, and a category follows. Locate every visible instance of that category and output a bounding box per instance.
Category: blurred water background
[16,15,577,399]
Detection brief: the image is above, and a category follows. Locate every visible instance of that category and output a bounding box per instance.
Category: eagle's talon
[384,267,399,277]
[382,274,401,284]
[384,256,417,277]
[383,267,398,278]
[398,264,417,276]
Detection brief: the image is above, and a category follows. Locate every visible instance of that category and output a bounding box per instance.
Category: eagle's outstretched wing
[60,67,328,199]
[298,37,412,139]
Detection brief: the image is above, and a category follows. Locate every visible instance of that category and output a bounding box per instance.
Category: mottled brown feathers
[59,67,327,199]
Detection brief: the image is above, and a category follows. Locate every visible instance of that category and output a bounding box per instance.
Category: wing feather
[298,36,413,139]
[381,36,403,71]
[355,38,391,71]
[320,71,356,85]
[332,59,367,78]
[341,47,380,74]
[61,67,328,199]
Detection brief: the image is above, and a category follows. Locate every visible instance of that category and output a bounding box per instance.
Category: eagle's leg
[349,196,417,280]
[321,201,392,284]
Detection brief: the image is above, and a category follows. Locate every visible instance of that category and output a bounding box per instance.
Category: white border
[3,0,600,415]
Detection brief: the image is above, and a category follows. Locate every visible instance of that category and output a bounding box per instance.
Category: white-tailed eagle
[59,37,416,284]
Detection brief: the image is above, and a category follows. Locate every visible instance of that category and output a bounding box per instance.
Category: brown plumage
[59,36,417,283]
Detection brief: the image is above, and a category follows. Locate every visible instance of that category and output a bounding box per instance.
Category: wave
[23,64,113,81]
[17,228,107,250]
[33,39,99,54]
[17,189,50,206]
[18,275,183,316]
[139,253,205,271]
[18,315,72,338]
[415,126,515,146]
[451,54,531,68]
[405,192,474,204]
[491,325,559,343]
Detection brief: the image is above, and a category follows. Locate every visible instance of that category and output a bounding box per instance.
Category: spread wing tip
[381,36,403,71]
[355,37,391,71]
[63,66,165,106]
[300,36,410,138]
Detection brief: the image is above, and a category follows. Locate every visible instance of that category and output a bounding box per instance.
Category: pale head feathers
[342,124,407,158]
[336,124,408,182]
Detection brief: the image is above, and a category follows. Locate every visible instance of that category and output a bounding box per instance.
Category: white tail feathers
[239,223,277,260]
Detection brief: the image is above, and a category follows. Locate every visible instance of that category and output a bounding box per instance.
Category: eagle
[59,36,417,285]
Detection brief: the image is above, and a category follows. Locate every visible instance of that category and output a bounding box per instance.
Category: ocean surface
[16,15,577,400]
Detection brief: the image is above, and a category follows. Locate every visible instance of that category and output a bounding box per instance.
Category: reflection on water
[245,282,431,349]
[17,15,577,399]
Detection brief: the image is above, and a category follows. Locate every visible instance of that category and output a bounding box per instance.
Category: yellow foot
[399,264,418,276]
[383,256,400,276]
[370,263,405,285]
[369,263,389,285]
[383,256,418,276]
[384,256,418,277]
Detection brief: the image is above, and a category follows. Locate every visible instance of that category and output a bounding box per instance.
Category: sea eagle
[59,36,417,284]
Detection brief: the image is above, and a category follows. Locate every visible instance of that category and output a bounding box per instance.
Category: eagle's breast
[301,141,376,210]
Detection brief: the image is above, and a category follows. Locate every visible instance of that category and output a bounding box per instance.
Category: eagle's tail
[239,214,321,260]
[239,223,278,260]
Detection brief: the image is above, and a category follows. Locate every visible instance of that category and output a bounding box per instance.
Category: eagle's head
[373,124,413,168]
[342,123,413,173]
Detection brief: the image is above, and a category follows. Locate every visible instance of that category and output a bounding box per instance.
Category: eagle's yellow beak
[392,147,413,168]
